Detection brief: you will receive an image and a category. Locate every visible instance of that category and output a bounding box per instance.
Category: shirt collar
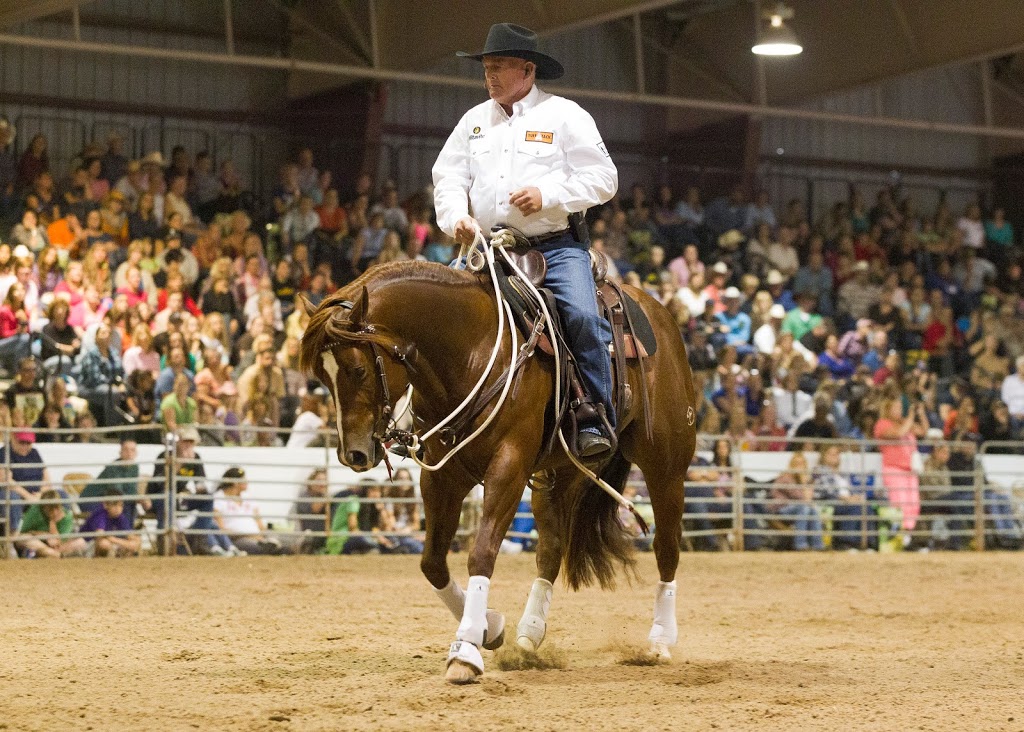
[494,84,540,120]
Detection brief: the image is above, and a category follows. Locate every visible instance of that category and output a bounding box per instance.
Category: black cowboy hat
[457,23,564,80]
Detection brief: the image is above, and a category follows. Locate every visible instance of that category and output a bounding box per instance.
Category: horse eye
[351,365,367,380]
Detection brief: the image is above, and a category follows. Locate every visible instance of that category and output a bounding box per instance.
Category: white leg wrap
[648,580,678,647]
[516,578,553,651]
[436,578,504,648]
[455,575,490,647]
[447,639,485,674]
[434,579,466,621]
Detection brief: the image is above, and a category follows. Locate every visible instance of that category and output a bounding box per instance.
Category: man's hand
[454,216,480,247]
[509,187,543,216]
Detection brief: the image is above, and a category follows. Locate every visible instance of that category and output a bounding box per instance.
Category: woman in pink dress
[873,398,927,538]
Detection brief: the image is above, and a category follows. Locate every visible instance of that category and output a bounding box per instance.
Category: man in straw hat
[434,22,619,458]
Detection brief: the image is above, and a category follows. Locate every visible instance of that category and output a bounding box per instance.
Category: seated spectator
[236,334,286,424]
[213,466,288,555]
[122,323,160,377]
[0,280,31,374]
[79,488,140,557]
[68,284,109,333]
[770,452,824,551]
[372,185,409,234]
[1000,356,1024,429]
[315,188,346,235]
[752,401,787,451]
[351,212,388,274]
[11,209,49,253]
[77,323,125,427]
[781,290,822,342]
[4,357,45,426]
[281,195,321,253]
[0,462,41,545]
[668,244,703,289]
[716,287,753,356]
[38,300,79,373]
[155,345,195,403]
[817,334,855,380]
[287,393,326,449]
[752,303,786,355]
[813,444,872,550]
[792,398,837,446]
[837,318,872,364]
[837,261,881,324]
[80,440,143,521]
[33,402,73,442]
[290,468,331,554]
[161,373,197,431]
[15,489,86,558]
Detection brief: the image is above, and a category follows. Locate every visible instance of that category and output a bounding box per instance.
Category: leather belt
[525,228,570,247]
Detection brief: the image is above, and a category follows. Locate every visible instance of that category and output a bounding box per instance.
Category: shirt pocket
[469,144,490,176]
[517,143,559,161]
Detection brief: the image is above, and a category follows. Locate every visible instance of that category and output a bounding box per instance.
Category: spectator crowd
[0,119,1021,555]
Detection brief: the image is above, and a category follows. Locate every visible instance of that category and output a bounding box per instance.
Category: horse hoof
[515,635,539,653]
[482,628,505,651]
[482,610,505,650]
[445,660,481,684]
[649,642,672,661]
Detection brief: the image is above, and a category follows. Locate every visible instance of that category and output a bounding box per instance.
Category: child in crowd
[79,488,141,557]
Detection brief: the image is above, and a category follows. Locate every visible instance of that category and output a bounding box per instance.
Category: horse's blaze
[321,350,345,445]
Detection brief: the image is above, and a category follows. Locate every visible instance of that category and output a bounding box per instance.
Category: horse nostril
[346,450,368,467]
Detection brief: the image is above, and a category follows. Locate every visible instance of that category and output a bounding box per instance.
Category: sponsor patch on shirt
[525,130,554,144]
[597,141,609,157]
[469,125,485,141]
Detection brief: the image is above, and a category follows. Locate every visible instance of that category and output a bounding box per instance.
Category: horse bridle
[318,301,418,469]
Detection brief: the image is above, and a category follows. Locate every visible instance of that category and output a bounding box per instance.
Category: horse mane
[299,261,476,373]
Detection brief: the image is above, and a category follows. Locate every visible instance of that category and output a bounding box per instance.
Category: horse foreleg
[419,469,506,651]
[516,471,564,652]
[446,449,531,684]
[642,468,687,660]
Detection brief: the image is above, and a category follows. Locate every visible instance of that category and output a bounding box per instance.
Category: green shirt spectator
[20,502,74,535]
[325,492,361,555]
[160,393,197,429]
[781,305,822,342]
[984,210,1014,247]
[80,440,142,522]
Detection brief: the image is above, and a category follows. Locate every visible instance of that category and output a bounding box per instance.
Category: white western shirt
[432,84,618,238]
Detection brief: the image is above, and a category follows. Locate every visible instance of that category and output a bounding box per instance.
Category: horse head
[299,287,412,472]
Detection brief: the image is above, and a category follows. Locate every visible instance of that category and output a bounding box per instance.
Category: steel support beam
[367,0,379,69]
[5,31,1024,141]
[223,0,234,55]
[632,13,645,94]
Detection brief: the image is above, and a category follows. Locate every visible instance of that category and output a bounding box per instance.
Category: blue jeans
[778,503,824,550]
[541,245,616,429]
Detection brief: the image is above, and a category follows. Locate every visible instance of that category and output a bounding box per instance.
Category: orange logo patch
[525,130,554,144]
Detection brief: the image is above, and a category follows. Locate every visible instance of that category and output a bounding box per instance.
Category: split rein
[319,228,647,529]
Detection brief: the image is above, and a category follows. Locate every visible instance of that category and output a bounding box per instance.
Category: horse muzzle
[338,440,381,472]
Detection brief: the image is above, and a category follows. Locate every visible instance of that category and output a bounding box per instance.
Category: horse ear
[348,286,369,327]
[296,292,316,318]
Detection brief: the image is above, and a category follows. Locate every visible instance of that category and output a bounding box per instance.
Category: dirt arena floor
[1,553,1022,732]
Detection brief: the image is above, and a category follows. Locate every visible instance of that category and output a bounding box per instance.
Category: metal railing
[2,426,1022,558]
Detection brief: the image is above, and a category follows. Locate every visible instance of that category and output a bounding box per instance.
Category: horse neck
[371,279,502,416]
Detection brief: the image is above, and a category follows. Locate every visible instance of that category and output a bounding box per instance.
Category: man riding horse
[433,22,618,459]
[300,22,697,684]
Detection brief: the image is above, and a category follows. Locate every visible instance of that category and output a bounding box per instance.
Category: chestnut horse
[299,260,696,683]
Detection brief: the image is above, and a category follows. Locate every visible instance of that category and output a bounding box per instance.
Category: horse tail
[561,451,638,591]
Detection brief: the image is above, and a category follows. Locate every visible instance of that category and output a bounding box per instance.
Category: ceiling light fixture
[752,2,802,56]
